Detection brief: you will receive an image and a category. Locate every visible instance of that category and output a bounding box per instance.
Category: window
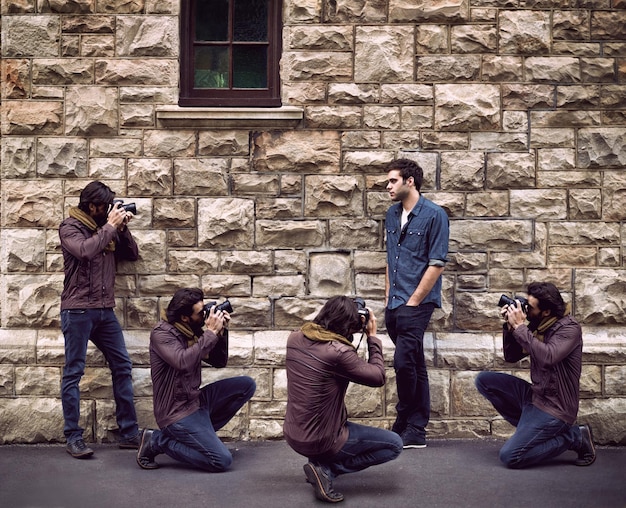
[180,0,282,107]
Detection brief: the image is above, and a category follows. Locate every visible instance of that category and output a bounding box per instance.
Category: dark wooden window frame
[179,0,282,108]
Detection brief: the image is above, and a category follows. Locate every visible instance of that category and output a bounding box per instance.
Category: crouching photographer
[475,282,596,469]
[137,288,255,472]
[283,296,403,503]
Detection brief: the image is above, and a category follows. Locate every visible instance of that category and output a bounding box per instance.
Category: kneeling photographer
[475,282,595,469]
[283,296,403,503]
[137,288,255,471]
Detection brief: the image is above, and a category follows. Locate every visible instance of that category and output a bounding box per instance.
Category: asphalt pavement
[1,439,624,508]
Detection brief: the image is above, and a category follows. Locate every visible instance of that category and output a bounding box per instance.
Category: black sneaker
[66,439,94,459]
[401,425,426,449]
[136,429,160,470]
[303,462,344,503]
[119,431,142,449]
[575,424,596,466]
[391,417,407,435]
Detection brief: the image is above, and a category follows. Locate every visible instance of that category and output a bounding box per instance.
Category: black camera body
[498,294,529,314]
[354,297,370,327]
[203,300,234,319]
[113,199,137,215]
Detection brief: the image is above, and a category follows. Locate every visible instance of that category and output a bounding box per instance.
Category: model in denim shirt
[384,158,449,449]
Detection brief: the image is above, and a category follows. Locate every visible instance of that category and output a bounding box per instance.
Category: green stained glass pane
[234,0,268,42]
[194,47,229,88]
[196,0,229,41]
[233,45,267,88]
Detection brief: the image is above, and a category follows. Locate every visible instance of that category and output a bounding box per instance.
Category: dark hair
[78,181,115,213]
[527,282,566,319]
[313,295,362,340]
[166,287,204,324]
[387,158,423,191]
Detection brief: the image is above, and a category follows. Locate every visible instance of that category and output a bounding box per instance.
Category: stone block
[435,84,500,130]
[355,26,413,82]
[116,15,178,56]
[0,398,78,444]
[252,275,306,298]
[578,398,626,445]
[499,10,550,55]
[254,130,340,173]
[1,228,46,272]
[201,275,252,298]
[173,158,229,196]
[2,15,60,57]
[389,0,468,23]
[256,220,325,249]
[198,198,255,249]
[309,252,352,296]
[1,136,36,178]
[253,330,288,365]
[436,333,497,370]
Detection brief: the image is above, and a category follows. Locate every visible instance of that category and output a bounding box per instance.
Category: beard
[94,212,108,227]
[527,315,543,332]
[190,320,204,337]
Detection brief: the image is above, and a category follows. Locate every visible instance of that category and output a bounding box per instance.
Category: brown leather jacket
[149,320,228,428]
[283,330,385,459]
[503,315,583,425]
[59,217,138,310]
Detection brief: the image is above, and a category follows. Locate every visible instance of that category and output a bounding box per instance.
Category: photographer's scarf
[173,320,210,360]
[525,303,571,352]
[69,206,115,252]
[301,322,355,349]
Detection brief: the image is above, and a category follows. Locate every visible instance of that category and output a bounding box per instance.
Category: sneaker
[119,431,142,449]
[575,424,596,466]
[66,439,94,459]
[303,462,344,503]
[391,417,407,435]
[136,429,159,470]
[401,425,427,449]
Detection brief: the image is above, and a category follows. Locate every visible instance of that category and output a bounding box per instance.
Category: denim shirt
[385,195,449,310]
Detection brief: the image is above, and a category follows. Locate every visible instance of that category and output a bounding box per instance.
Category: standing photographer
[475,282,596,469]
[59,181,141,458]
[136,287,255,471]
[283,296,403,503]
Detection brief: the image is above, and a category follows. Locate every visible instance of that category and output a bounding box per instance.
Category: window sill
[156,105,303,129]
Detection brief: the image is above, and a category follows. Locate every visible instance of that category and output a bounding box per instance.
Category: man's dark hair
[527,282,566,319]
[387,158,423,191]
[78,181,115,213]
[166,287,204,324]
[313,295,362,340]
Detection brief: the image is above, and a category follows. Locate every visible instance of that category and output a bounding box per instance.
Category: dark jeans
[312,422,403,478]
[152,376,256,472]
[475,371,582,469]
[61,308,138,443]
[385,303,435,434]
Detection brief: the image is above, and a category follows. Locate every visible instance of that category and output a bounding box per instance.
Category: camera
[203,299,234,319]
[354,297,370,327]
[113,199,137,215]
[498,294,529,314]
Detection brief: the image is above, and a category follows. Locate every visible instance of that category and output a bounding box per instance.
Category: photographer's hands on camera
[107,201,133,231]
[204,306,230,336]
[502,300,526,331]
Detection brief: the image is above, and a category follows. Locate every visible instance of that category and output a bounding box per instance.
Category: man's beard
[527,316,542,332]
[94,213,108,227]
[190,321,204,337]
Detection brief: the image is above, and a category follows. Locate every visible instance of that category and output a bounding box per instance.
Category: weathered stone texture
[1,0,625,445]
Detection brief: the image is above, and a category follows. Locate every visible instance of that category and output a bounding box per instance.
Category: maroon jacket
[150,320,228,428]
[504,315,582,425]
[59,217,138,310]
[283,330,385,458]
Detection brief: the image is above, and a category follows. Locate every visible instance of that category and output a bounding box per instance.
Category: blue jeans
[475,371,582,469]
[61,308,138,443]
[152,376,256,472]
[312,422,403,478]
[385,303,435,434]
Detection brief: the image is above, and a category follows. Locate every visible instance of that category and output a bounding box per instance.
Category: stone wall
[1,0,625,445]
